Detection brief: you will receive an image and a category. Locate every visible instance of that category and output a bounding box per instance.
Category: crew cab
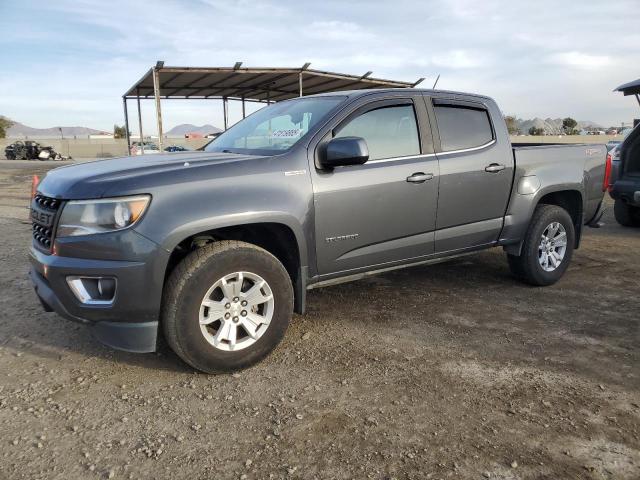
[29,89,607,373]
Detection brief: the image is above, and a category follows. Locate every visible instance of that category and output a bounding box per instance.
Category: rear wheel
[507,205,575,286]
[162,240,293,373]
[614,199,640,227]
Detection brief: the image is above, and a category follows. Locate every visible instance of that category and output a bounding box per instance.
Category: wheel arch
[536,189,583,241]
[502,187,584,255]
[163,221,308,314]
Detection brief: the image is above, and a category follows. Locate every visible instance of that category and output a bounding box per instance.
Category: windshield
[205,96,345,155]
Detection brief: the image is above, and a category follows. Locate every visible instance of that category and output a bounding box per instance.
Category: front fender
[157,211,309,268]
[132,167,313,271]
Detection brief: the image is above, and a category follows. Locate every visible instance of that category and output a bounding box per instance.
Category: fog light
[67,276,117,305]
[97,278,116,298]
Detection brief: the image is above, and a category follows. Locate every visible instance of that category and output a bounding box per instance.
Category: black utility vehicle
[609,79,640,226]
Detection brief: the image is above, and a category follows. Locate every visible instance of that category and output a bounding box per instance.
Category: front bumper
[28,229,168,353]
[30,267,158,352]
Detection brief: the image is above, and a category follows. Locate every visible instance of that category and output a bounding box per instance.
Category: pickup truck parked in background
[29,88,607,373]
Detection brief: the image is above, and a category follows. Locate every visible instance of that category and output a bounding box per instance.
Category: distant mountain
[166,124,222,137]
[515,117,603,135]
[5,119,108,139]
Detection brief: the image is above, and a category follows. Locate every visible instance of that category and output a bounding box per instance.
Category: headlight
[57,195,150,237]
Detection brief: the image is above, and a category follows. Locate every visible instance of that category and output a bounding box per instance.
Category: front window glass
[334,105,421,160]
[206,96,345,155]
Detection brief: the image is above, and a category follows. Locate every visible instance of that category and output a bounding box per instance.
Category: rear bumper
[610,178,640,207]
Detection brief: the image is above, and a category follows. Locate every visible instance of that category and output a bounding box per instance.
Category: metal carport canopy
[124,63,423,101]
[614,78,640,112]
[614,78,640,96]
[121,61,425,152]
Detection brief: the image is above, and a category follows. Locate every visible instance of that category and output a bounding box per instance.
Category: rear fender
[500,183,584,256]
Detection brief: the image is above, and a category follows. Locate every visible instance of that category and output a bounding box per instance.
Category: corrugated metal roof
[124,63,424,102]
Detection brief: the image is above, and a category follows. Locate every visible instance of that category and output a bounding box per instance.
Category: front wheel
[507,205,575,286]
[614,199,640,227]
[162,240,293,373]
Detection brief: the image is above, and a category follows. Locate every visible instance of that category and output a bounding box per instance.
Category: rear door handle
[485,163,505,173]
[406,172,434,183]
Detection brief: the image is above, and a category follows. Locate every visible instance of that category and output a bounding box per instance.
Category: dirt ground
[0,160,638,480]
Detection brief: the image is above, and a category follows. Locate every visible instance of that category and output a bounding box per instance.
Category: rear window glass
[434,105,493,151]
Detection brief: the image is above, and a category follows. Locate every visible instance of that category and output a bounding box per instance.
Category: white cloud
[306,21,374,41]
[2,0,640,130]
[431,50,488,69]
[547,51,613,69]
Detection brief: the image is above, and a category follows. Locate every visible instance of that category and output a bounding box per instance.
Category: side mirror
[320,136,369,169]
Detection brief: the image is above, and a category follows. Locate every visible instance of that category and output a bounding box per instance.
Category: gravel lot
[0,160,638,480]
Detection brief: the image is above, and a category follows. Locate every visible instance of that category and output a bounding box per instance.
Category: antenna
[432,74,440,89]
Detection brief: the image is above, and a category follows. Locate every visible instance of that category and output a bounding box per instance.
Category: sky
[1,0,639,134]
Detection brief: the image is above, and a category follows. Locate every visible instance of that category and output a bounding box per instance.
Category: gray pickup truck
[29,88,606,373]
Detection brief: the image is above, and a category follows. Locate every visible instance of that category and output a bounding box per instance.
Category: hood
[37,152,269,199]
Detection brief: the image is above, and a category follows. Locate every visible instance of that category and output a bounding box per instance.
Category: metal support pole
[122,97,131,154]
[242,96,246,118]
[136,91,144,155]
[636,94,640,108]
[223,97,228,130]
[299,72,303,97]
[152,67,164,151]
[266,91,272,144]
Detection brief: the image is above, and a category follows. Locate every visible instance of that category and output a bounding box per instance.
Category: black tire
[14,146,26,160]
[507,204,575,286]
[162,240,293,373]
[614,199,640,227]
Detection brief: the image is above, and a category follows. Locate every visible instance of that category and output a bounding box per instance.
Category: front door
[311,98,439,276]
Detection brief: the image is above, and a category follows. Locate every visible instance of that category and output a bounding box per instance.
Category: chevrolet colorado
[29,89,607,373]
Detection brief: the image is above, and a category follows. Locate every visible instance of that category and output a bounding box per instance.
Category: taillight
[603,153,612,192]
[31,175,40,199]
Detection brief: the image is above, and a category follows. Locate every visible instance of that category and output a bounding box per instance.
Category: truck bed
[510,142,607,227]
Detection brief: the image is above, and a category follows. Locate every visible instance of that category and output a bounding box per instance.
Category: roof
[614,78,640,96]
[124,62,424,102]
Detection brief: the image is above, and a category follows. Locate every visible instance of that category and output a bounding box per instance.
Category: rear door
[428,97,514,252]
[311,96,439,276]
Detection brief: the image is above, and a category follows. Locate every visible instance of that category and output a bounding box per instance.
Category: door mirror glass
[320,136,369,169]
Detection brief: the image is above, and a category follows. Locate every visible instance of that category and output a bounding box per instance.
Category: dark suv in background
[608,79,640,227]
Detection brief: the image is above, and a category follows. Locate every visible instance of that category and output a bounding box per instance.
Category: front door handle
[485,163,506,173]
[407,172,434,183]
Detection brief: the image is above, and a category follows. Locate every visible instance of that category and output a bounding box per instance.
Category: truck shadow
[13,292,192,373]
[303,244,638,389]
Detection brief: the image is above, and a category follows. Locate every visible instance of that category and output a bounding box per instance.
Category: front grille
[31,194,62,250]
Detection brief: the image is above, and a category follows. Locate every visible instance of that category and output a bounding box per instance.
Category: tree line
[0,117,14,138]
